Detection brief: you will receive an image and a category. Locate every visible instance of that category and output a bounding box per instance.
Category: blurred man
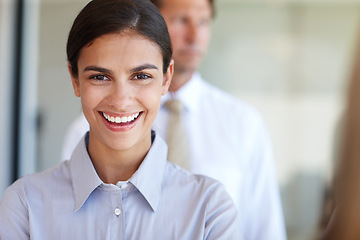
[62,0,286,239]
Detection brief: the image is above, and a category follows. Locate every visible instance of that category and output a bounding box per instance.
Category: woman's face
[70,32,173,153]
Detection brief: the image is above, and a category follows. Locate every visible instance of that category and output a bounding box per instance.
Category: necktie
[164,99,190,170]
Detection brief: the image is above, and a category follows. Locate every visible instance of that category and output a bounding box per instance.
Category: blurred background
[1,0,360,239]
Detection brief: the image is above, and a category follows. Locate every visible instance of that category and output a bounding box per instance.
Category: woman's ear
[68,62,81,97]
[161,59,174,95]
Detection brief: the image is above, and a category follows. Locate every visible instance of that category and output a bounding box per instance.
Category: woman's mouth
[101,112,141,126]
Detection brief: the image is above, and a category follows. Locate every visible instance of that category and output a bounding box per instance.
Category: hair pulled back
[67,0,172,76]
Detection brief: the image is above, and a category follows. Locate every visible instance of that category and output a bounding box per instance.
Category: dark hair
[150,0,215,17]
[67,0,172,76]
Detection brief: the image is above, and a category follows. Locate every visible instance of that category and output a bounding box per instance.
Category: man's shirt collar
[161,72,203,112]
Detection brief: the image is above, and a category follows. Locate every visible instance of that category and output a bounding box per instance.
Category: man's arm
[243,115,287,240]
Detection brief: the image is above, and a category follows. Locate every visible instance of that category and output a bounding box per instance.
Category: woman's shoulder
[164,162,228,197]
[25,160,70,181]
[162,162,240,238]
[7,161,72,198]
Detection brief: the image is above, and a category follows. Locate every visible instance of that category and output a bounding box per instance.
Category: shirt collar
[70,131,168,212]
[161,71,203,112]
[128,131,167,212]
[70,132,102,212]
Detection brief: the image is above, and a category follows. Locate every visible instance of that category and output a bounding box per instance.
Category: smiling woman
[0,0,240,239]
[71,32,170,182]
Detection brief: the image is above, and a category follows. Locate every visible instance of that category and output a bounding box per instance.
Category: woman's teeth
[102,112,140,124]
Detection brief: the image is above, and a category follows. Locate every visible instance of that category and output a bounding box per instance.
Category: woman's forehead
[78,33,164,71]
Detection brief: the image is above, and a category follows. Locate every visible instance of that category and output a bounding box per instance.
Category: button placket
[110,190,125,239]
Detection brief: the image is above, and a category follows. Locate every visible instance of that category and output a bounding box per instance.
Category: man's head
[151,0,213,76]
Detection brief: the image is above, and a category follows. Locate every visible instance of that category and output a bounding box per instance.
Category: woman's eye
[90,74,109,81]
[133,73,151,80]
[175,17,187,24]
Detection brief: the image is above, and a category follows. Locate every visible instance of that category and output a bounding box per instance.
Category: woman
[321,31,360,239]
[0,0,240,239]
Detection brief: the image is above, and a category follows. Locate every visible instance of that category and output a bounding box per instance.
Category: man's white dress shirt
[0,132,241,240]
[61,72,287,240]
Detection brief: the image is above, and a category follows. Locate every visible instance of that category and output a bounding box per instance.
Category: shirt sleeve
[204,182,242,240]
[243,114,287,240]
[61,112,89,161]
[0,181,30,240]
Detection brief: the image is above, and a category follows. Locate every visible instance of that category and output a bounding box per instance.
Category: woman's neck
[87,134,151,184]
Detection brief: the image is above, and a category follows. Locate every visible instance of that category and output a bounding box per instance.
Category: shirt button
[114,208,121,216]
[121,183,128,189]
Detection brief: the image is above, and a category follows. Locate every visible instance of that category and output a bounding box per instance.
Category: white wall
[203,1,360,185]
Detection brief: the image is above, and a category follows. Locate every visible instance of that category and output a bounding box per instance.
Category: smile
[102,112,140,124]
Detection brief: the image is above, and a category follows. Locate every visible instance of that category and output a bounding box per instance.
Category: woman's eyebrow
[83,64,158,74]
[130,64,158,73]
[83,66,112,74]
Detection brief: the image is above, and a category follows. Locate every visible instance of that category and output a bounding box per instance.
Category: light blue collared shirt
[0,132,241,240]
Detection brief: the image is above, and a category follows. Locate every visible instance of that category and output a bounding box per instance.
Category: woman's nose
[106,81,133,110]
